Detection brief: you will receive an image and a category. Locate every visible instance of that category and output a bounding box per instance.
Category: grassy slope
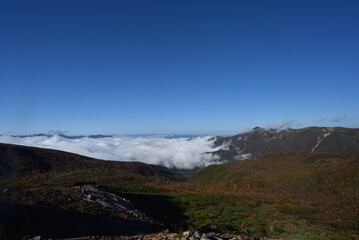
[187,152,359,239]
[0,143,184,190]
[189,152,359,205]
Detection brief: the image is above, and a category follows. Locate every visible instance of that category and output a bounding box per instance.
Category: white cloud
[318,118,326,123]
[331,115,347,123]
[237,127,252,134]
[0,134,225,169]
[235,153,252,160]
[266,120,294,132]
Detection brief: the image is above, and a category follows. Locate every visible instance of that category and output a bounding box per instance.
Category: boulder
[201,233,209,240]
[183,231,191,237]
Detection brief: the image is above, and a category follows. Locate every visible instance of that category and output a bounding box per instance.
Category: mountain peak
[214,126,359,161]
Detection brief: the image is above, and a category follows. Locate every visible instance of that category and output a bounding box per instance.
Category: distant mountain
[1,133,114,139]
[125,133,204,138]
[1,133,203,139]
[213,127,359,161]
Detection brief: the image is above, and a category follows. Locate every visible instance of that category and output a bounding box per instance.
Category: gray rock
[194,231,200,238]
[183,231,191,237]
[267,221,274,233]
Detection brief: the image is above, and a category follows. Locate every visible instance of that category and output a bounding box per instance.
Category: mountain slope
[0,143,188,239]
[189,152,359,235]
[0,143,184,189]
[214,127,359,160]
[1,143,359,239]
[189,152,359,205]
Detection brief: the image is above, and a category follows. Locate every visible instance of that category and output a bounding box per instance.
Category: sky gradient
[1,0,358,135]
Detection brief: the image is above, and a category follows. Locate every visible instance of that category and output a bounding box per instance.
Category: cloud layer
[0,134,225,169]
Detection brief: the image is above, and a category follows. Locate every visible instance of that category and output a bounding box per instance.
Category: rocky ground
[27,230,282,240]
[2,184,282,240]
[13,183,162,226]
[0,184,165,239]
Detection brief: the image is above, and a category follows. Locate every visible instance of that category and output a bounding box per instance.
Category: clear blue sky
[1,0,358,135]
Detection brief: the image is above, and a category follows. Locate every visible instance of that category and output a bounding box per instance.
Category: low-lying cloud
[0,134,225,169]
[267,120,294,132]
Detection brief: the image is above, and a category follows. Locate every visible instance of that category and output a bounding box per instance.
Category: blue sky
[1,0,358,135]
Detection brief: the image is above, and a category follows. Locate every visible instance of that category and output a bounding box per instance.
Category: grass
[105,185,358,240]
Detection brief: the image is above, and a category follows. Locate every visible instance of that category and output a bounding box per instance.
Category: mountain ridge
[0,143,184,189]
[213,126,359,161]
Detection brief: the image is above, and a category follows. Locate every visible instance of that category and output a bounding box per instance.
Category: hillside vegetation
[1,143,359,239]
[0,143,185,239]
[190,152,359,205]
[0,143,184,190]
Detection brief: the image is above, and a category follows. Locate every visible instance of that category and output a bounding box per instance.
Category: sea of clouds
[0,134,228,169]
